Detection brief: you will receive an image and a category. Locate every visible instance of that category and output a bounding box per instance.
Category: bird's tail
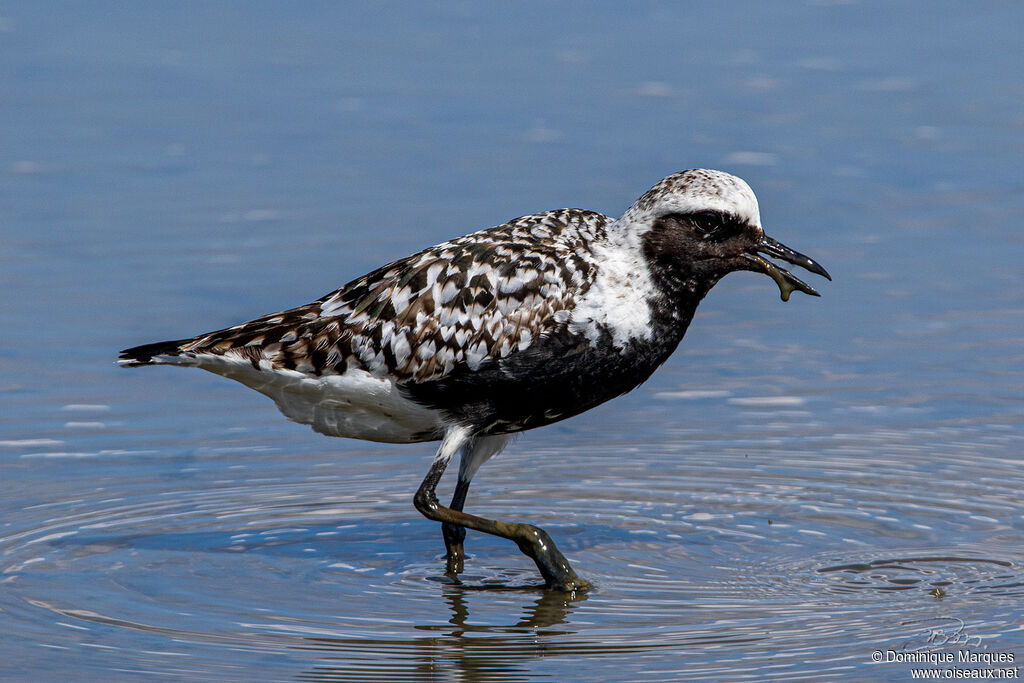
[118,339,191,367]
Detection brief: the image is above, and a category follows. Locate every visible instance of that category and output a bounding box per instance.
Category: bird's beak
[741,235,832,301]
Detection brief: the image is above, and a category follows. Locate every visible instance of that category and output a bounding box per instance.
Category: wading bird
[120,169,830,591]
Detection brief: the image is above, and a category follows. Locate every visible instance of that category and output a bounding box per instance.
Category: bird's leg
[414,448,588,592]
[441,432,512,577]
[442,477,470,575]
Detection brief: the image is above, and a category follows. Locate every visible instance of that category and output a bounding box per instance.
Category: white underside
[153,353,512,479]
[431,425,513,486]
[163,354,447,443]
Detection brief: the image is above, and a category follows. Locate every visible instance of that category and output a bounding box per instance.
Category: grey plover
[120,169,830,591]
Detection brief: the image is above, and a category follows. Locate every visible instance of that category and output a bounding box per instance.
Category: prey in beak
[742,235,831,301]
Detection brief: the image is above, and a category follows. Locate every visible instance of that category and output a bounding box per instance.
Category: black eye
[691,211,721,235]
[663,210,740,241]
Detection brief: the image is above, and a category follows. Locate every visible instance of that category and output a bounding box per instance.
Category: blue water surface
[2,2,1022,681]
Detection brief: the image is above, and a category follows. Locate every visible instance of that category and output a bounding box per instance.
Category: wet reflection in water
[3,424,1022,679]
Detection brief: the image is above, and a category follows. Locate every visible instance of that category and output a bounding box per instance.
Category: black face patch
[640,209,756,308]
[661,210,745,242]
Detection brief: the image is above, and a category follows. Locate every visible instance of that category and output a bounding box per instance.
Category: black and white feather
[120,170,808,453]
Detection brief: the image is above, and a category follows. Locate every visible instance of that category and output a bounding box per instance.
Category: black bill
[742,235,832,302]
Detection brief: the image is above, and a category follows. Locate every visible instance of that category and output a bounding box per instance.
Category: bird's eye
[663,210,739,241]
[691,211,721,235]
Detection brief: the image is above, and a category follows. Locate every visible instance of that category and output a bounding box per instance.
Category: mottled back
[173,209,610,383]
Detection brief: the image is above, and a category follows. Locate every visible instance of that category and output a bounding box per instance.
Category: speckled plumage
[120,169,830,445]
[122,206,625,442]
[121,169,830,589]
[174,207,609,383]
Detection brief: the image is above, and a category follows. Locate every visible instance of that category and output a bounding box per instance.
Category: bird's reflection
[429,579,586,634]
[294,580,586,682]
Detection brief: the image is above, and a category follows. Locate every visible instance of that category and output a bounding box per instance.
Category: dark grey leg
[414,453,588,592]
[442,477,470,574]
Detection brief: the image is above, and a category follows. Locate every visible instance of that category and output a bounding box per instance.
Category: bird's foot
[442,521,466,575]
[545,575,590,593]
[511,523,589,593]
[444,543,465,576]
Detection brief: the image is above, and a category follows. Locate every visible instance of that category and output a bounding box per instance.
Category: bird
[119,169,830,592]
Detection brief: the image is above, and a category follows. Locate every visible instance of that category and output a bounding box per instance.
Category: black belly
[401,326,682,437]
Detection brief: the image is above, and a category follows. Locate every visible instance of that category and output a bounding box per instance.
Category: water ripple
[2,423,1022,680]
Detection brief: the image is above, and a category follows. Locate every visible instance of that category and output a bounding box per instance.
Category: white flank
[191,355,445,443]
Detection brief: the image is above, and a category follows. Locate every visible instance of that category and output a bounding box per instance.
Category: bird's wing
[159,209,609,383]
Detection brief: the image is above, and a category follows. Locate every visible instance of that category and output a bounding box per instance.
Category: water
[2,2,1023,680]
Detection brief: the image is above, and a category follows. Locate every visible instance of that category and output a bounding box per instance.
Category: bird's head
[624,169,831,301]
